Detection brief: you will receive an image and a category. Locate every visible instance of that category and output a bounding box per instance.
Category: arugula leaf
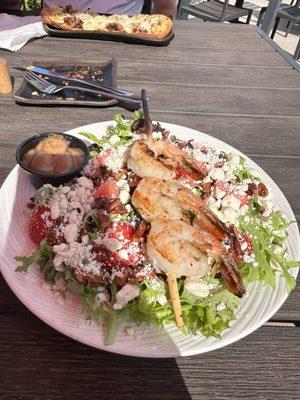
[80,131,106,148]
[238,212,299,293]
[234,168,253,183]
[15,240,53,273]
[35,185,57,205]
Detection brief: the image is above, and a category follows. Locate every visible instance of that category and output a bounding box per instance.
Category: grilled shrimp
[127,138,208,182]
[147,220,246,298]
[132,177,235,243]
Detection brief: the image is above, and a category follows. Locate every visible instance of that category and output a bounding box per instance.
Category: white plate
[0,121,299,358]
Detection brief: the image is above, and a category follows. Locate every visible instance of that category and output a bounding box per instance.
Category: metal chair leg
[246,9,253,24]
[271,16,280,39]
[257,6,266,26]
[284,20,293,37]
[294,37,300,60]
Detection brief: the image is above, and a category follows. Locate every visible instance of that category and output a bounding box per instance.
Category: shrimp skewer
[128,138,208,182]
[132,177,238,248]
[147,220,246,298]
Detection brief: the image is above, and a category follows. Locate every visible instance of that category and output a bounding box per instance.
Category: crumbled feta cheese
[118,249,129,260]
[214,187,227,200]
[113,284,140,310]
[50,201,60,220]
[59,198,67,210]
[77,176,94,190]
[96,237,122,253]
[222,194,241,210]
[241,242,248,251]
[61,186,70,194]
[63,223,78,243]
[53,254,64,269]
[109,135,120,145]
[243,253,255,263]
[221,207,238,224]
[120,189,130,204]
[209,168,225,181]
[157,293,168,306]
[185,277,210,298]
[216,302,226,311]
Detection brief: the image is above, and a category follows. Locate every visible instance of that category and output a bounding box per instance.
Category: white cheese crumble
[185,277,211,298]
[113,284,140,310]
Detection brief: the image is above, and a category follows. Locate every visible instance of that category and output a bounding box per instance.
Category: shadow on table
[0,276,192,400]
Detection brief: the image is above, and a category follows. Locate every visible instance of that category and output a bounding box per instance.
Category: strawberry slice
[93,179,120,199]
[28,205,51,245]
[97,149,112,165]
[108,222,134,241]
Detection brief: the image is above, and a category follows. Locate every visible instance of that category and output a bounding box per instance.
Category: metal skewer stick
[141,89,153,138]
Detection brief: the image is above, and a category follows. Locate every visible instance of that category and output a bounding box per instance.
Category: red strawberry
[93,179,120,199]
[28,205,51,245]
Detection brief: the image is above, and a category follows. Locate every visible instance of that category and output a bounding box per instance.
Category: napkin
[0,14,46,51]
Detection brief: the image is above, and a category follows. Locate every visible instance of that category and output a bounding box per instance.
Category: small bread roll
[0,58,12,94]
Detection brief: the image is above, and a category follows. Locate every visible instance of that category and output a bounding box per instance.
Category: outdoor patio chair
[270,1,300,39]
[177,0,253,24]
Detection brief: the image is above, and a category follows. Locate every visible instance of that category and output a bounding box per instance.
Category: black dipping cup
[16,132,90,189]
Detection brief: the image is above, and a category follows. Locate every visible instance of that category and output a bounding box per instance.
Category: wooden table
[0,21,299,400]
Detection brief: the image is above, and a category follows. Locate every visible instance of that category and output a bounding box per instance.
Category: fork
[22,70,142,104]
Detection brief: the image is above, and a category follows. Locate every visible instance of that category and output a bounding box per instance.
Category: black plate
[14,59,119,107]
[43,23,175,47]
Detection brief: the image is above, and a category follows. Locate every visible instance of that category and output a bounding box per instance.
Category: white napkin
[0,14,46,51]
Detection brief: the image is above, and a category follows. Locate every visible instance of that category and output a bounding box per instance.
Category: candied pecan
[127,171,141,189]
[258,182,268,197]
[247,182,258,196]
[176,139,188,149]
[214,161,224,168]
[115,264,156,286]
[92,245,115,269]
[97,210,111,229]
[259,206,266,215]
[133,221,150,242]
[95,196,127,215]
[200,182,212,195]
[107,199,127,215]
[75,269,109,286]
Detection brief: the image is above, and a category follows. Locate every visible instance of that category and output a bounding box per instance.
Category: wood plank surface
[117,61,300,88]
[0,310,299,400]
[6,37,289,67]
[10,61,300,88]
[0,106,299,157]
[0,21,299,399]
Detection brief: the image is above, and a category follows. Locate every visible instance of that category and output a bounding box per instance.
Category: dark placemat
[14,59,119,107]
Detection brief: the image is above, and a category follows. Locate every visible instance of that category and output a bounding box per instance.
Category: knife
[15,66,134,97]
